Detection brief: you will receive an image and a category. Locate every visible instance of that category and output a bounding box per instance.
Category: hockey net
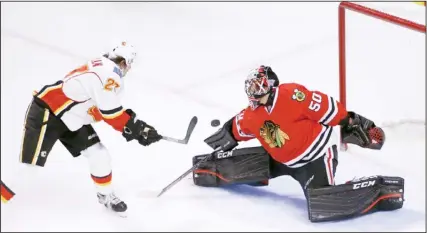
[338,2,426,150]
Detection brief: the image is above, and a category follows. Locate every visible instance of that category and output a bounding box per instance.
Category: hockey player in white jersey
[19,41,161,215]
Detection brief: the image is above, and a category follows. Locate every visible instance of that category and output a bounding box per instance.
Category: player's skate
[97,192,128,217]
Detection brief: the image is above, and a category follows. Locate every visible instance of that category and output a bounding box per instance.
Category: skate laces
[108,193,122,205]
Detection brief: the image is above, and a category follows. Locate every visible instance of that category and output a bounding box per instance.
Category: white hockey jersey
[34,56,130,132]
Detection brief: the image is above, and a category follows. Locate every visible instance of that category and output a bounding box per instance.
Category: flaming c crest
[260,120,290,148]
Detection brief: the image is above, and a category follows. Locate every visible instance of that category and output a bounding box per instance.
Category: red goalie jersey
[231,83,348,168]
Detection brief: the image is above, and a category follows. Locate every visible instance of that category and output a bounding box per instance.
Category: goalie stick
[157,146,222,197]
[161,116,198,144]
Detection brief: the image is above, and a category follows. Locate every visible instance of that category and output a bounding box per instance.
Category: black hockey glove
[339,111,385,150]
[204,117,238,152]
[122,109,162,146]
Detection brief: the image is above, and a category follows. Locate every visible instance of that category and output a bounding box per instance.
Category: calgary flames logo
[260,120,290,148]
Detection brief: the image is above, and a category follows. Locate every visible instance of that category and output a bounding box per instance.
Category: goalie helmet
[106,41,137,76]
[245,65,272,110]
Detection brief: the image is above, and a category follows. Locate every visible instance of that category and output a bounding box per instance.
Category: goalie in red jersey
[192,65,404,222]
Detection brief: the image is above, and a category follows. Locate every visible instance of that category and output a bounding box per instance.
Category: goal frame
[338,2,426,151]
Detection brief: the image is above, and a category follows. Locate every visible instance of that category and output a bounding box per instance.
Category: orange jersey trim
[99,107,130,132]
[36,81,79,117]
[1,181,16,203]
[91,172,112,186]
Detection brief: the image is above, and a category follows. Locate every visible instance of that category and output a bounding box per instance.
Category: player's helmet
[106,41,136,76]
[245,65,272,110]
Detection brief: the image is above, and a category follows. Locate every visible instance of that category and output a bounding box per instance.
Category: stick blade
[161,116,198,144]
[184,116,198,143]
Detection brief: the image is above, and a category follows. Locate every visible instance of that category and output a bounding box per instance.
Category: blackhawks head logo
[259,120,290,148]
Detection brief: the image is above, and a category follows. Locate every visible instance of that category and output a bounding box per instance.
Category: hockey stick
[161,116,198,144]
[157,147,222,197]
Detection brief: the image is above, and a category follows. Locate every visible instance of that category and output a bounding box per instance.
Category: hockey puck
[211,119,221,127]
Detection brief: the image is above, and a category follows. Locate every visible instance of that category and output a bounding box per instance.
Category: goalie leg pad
[192,146,270,187]
[307,175,404,222]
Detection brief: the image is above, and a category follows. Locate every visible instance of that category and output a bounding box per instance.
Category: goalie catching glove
[339,111,385,150]
[122,109,162,146]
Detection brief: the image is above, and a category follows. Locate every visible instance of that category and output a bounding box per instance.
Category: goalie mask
[245,66,272,110]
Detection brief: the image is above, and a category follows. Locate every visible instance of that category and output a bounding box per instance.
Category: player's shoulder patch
[291,88,306,102]
[113,66,123,78]
[279,83,308,102]
[98,62,123,81]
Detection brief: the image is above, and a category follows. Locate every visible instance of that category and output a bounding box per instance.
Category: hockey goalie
[191,66,404,222]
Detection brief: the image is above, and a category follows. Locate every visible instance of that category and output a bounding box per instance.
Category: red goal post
[338,2,426,151]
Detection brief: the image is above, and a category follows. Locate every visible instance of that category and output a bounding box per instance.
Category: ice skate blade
[101,205,128,218]
[106,208,128,218]
[116,211,127,218]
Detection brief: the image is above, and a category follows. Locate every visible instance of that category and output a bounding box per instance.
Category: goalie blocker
[192,147,404,222]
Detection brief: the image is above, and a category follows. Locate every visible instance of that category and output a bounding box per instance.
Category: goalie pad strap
[192,146,270,187]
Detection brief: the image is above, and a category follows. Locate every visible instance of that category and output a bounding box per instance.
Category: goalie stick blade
[161,116,198,144]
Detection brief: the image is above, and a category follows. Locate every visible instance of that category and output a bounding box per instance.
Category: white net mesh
[343,2,425,129]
